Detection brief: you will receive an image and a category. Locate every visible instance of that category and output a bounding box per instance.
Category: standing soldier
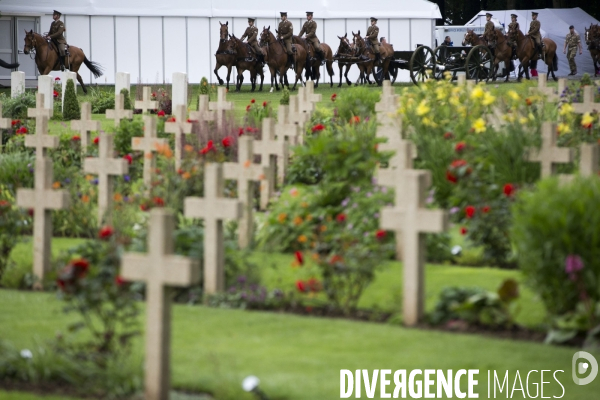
[299,11,325,63]
[278,12,295,68]
[483,13,496,48]
[241,17,264,64]
[529,11,544,60]
[563,25,583,75]
[366,17,380,63]
[46,10,67,71]
[507,14,519,59]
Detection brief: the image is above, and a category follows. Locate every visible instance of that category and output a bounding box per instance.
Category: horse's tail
[553,54,558,71]
[83,56,103,78]
[0,58,19,69]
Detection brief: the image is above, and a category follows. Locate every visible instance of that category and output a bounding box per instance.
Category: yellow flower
[422,117,438,127]
[113,193,123,202]
[306,214,313,221]
[507,90,520,101]
[470,86,485,99]
[435,87,447,101]
[557,123,571,135]
[298,235,307,243]
[482,92,496,106]
[443,71,453,80]
[416,100,430,116]
[581,112,594,128]
[559,103,573,116]
[528,113,535,121]
[85,174,93,181]
[319,225,327,232]
[472,118,486,133]
[52,181,61,189]
[449,96,461,107]
[300,202,308,208]
[293,216,303,225]
[519,117,528,125]
[277,213,287,223]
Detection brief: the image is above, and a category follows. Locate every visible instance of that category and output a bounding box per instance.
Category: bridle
[334,37,354,59]
[259,30,284,57]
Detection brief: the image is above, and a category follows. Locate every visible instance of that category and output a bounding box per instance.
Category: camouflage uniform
[565,32,581,74]
[278,15,294,55]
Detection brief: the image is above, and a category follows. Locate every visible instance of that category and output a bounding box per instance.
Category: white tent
[467,8,599,76]
[1,0,441,84]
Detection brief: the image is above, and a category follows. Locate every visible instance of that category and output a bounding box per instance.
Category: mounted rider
[278,12,295,68]
[529,11,545,60]
[46,10,67,71]
[366,17,381,64]
[507,14,519,59]
[483,13,496,48]
[298,12,325,63]
[241,17,264,64]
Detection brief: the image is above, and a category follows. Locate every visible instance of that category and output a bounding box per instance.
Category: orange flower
[81,195,90,203]
[155,143,173,158]
[298,234,307,243]
[113,193,123,202]
[52,181,61,189]
[184,144,194,153]
[277,213,287,223]
[182,172,191,180]
[350,116,360,124]
[293,216,303,225]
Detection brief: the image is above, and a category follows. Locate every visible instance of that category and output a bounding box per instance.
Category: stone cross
[121,208,199,400]
[135,87,158,114]
[17,158,70,285]
[106,94,133,127]
[456,73,467,86]
[84,131,129,224]
[298,80,322,113]
[274,106,300,185]
[529,73,566,102]
[376,140,415,260]
[164,105,193,170]
[184,163,242,293]
[189,95,216,133]
[579,143,600,177]
[132,116,168,189]
[528,122,575,178]
[0,103,11,130]
[223,136,270,249]
[26,93,58,160]
[209,87,233,129]
[288,95,310,140]
[11,71,25,98]
[572,86,600,114]
[380,170,448,326]
[71,102,100,148]
[38,75,55,111]
[254,117,289,209]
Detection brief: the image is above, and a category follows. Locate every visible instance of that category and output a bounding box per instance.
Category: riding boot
[288,54,295,70]
[375,53,381,65]
[317,50,326,65]
[60,56,65,71]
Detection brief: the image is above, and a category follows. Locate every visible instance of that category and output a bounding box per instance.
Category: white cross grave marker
[254,117,289,209]
[223,136,270,249]
[189,95,216,135]
[184,163,242,294]
[380,170,448,326]
[209,87,233,129]
[106,94,133,127]
[572,86,600,114]
[164,105,193,170]
[298,80,322,113]
[71,102,100,148]
[528,122,575,178]
[288,95,310,141]
[121,208,199,400]
[17,158,70,285]
[84,131,129,224]
[579,143,600,177]
[132,116,168,188]
[135,87,158,114]
[529,74,567,102]
[26,93,58,160]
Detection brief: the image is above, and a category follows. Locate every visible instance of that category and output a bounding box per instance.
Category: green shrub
[0,152,35,193]
[120,88,132,110]
[512,176,600,316]
[334,86,379,122]
[280,87,290,105]
[89,86,115,114]
[199,77,210,97]
[0,92,36,119]
[0,189,27,282]
[62,79,80,121]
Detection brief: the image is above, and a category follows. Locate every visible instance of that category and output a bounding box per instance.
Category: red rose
[153,197,165,207]
[53,90,59,98]
[336,213,347,223]
[93,136,99,145]
[222,136,232,147]
[460,227,468,235]
[140,204,150,212]
[375,229,386,239]
[443,132,454,140]
[251,99,255,104]
[296,280,307,292]
[16,126,28,134]
[329,254,344,264]
[503,183,515,197]
[71,258,90,276]
[11,120,20,126]
[123,154,133,165]
[455,141,466,153]
[262,101,267,107]
[28,209,34,217]
[200,140,214,155]
[238,127,244,136]
[246,105,251,112]
[446,170,458,183]
[482,205,491,213]
[331,93,337,102]
[115,275,125,286]
[450,159,467,169]
[72,135,81,141]
[166,117,176,123]
[311,124,325,132]
[465,205,475,218]
[157,110,166,117]
[295,251,304,265]
[98,226,114,239]
[307,278,321,292]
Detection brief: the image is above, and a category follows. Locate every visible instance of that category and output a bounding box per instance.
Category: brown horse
[352,31,393,86]
[23,30,102,94]
[585,24,600,77]
[214,22,236,89]
[259,26,307,91]
[508,27,558,82]
[462,29,487,47]
[333,34,355,87]
[488,29,514,82]
[225,34,264,92]
[292,36,335,88]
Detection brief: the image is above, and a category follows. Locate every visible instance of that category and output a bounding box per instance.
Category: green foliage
[426,232,453,263]
[113,117,144,157]
[0,189,26,282]
[280,87,290,105]
[244,99,274,128]
[62,79,80,121]
[199,77,210,96]
[580,73,592,87]
[0,92,36,119]
[334,86,379,122]
[0,152,35,193]
[89,86,115,114]
[120,88,132,110]
[512,176,600,317]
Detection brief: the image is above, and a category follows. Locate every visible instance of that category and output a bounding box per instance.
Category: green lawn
[1,289,598,400]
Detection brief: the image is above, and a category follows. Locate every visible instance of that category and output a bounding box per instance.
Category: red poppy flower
[123,154,133,165]
[311,124,325,132]
[16,126,28,134]
[153,197,165,207]
[503,183,515,197]
[294,251,304,265]
[375,229,386,239]
[443,132,454,140]
[72,135,81,141]
[71,258,90,275]
[222,136,232,147]
[329,254,344,264]
[115,275,125,286]
[336,213,347,223]
[296,280,307,292]
[349,116,360,124]
[465,205,475,219]
[11,120,20,126]
[482,205,491,213]
[98,226,114,239]
[238,127,245,136]
[262,101,268,107]
[331,93,337,102]
[93,136,99,145]
[246,105,251,112]
[200,140,214,155]
[455,141,466,153]
[251,99,255,104]
[140,204,150,212]
[460,227,468,235]
[307,278,321,292]
[157,110,166,117]
[446,170,458,183]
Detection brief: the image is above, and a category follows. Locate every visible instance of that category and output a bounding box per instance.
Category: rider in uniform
[298,12,325,63]
[278,12,295,68]
[46,10,67,71]
[563,25,583,75]
[529,11,544,60]
[366,17,380,64]
[483,13,496,48]
[507,14,519,59]
[241,17,264,64]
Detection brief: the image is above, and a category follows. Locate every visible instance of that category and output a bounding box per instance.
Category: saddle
[47,39,70,56]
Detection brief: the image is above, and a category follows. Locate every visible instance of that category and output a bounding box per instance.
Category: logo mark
[572,351,598,385]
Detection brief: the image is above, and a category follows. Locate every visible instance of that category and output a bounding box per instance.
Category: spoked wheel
[409,46,435,85]
[433,45,451,80]
[465,45,492,83]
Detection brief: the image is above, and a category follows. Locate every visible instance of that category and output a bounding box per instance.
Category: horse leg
[214,62,224,85]
[75,71,87,94]
[338,64,344,87]
[327,61,334,88]
[345,64,352,85]
[226,66,232,90]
